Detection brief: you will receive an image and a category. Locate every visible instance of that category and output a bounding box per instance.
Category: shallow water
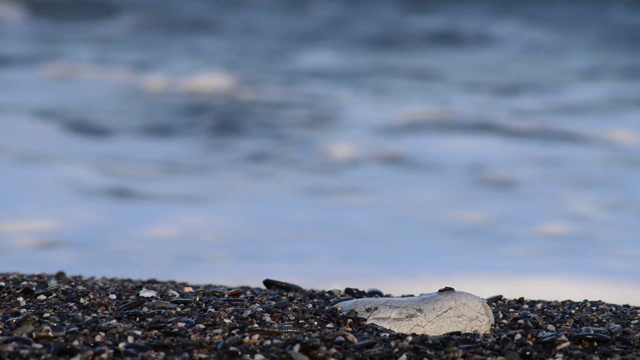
[1,0,640,304]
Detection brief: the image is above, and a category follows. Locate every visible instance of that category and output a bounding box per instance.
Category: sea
[1,0,640,305]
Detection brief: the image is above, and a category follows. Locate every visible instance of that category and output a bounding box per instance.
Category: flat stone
[333,288,494,335]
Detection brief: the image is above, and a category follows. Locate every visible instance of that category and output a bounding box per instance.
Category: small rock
[263,279,304,292]
[226,289,244,297]
[117,299,146,311]
[571,327,612,343]
[333,288,493,335]
[344,287,368,298]
[139,289,157,298]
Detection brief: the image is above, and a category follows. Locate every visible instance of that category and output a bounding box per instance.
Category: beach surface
[1,272,638,359]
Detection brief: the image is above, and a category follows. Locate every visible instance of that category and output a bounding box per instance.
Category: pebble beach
[2,273,639,359]
[2,4,640,354]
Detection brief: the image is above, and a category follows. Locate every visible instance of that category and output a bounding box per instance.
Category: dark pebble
[65,327,79,335]
[206,287,228,297]
[344,287,368,298]
[149,301,178,310]
[171,317,196,326]
[3,336,32,345]
[349,340,377,348]
[609,324,623,336]
[262,278,304,292]
[536,332,557,344]
[226,288,244,297]
[485,294,504,304]
[124,342,153,352]
[169,297,193,305]
[33,285,60,297]
[117,298,147,311]
[366,288,384,297]
[1,272,640,358]
[49,344,80,357]
[571,332,612,343]
[19,286,35,295]
[54,271,67,280]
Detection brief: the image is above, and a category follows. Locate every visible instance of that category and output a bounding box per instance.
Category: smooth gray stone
[333,289,494,335]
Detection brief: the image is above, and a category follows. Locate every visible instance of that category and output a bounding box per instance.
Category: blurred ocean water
[1,0,640,303]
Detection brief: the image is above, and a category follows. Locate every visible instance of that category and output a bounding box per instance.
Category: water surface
[1,0,640,304]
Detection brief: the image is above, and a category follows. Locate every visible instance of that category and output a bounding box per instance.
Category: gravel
[1,272,639,359]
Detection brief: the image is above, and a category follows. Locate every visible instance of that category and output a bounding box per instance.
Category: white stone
[139,289,157,298]
[333,289,494,336]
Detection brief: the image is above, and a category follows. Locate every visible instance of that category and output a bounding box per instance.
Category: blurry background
[1,0,640,304]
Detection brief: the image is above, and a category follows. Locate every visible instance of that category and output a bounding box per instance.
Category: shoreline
[1,272,638,358]
[176,273,640,307]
